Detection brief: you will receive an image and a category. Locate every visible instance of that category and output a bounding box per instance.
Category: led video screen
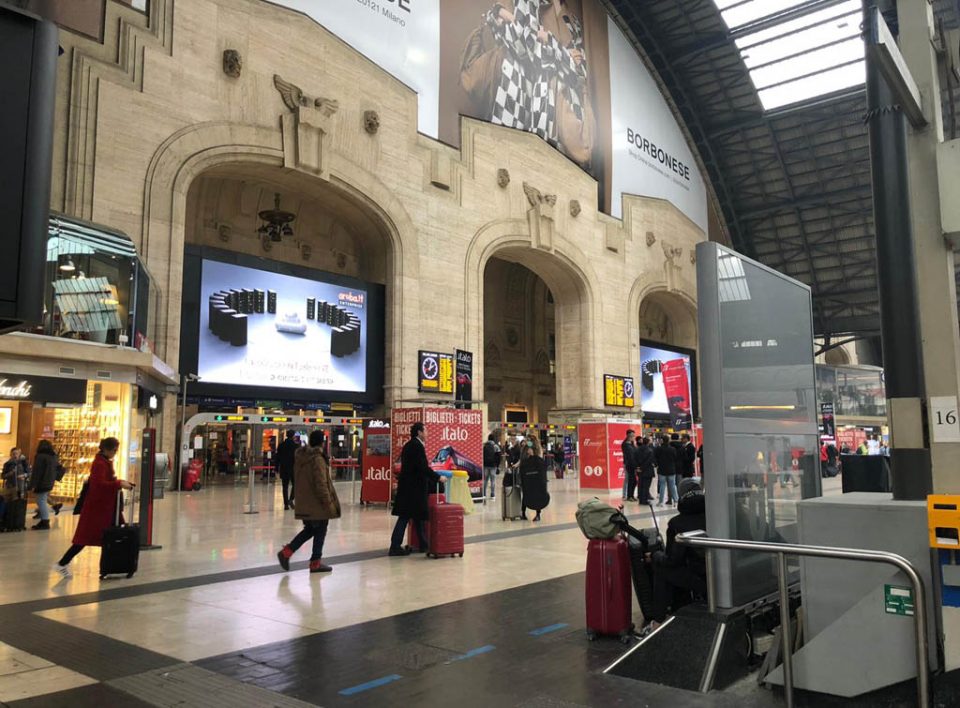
[196,258,370,394]
[639,341,696,428]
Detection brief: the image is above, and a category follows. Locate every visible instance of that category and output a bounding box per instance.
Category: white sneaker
[53,563,72,578]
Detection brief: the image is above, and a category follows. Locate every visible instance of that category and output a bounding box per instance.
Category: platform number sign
[931,396,960,443]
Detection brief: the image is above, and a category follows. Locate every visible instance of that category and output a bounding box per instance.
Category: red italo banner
[390,407,485,498]
[360,418,392,504]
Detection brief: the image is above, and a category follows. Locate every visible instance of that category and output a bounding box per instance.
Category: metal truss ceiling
[606,0,960,339]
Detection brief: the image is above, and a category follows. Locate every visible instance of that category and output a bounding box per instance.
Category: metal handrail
[676,531,929,708]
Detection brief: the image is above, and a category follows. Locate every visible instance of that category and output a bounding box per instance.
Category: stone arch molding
[140,120,419,395]
[627,277,699,387]
[464,218,602,410]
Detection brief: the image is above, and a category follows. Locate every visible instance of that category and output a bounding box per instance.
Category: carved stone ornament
[223,49,242,78]
[273,74,339,117]
[569,199,581,217]
[300,243,312,261]
[662,242,683,262]
[363,110,380,135]
[522,182,557,208]
[646,231,656,247]
[690,251,696,266]
[497,168,510,188]
[217,223,231,242]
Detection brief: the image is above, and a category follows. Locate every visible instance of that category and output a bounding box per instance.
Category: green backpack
[575,498,623,539]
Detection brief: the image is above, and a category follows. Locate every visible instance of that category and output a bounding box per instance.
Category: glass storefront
[0,379,135,503]
[32,214,160,352]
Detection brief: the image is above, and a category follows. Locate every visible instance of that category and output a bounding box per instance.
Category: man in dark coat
[646,478,707,630]
[655,435,678,506]
[276,430,299,510]
[389,422,440,556]
[621,430,639,501]
[636,437,656,504]
[679,433,697,478]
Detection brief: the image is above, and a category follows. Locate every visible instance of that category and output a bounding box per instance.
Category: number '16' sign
[931,396,960,444]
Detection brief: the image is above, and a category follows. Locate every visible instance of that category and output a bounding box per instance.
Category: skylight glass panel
[712,0,866,111]
[757,60,865,109]
[715,0,812,30]
[749,37,864,88]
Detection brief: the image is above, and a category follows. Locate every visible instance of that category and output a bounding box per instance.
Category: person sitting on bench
[646,477,707,631]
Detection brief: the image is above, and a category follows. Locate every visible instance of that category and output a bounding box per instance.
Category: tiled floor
[0,642,96,704]
[0,475,846,706]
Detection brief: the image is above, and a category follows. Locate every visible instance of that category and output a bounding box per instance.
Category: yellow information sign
[604,374,635,408]
[438,353,454,394]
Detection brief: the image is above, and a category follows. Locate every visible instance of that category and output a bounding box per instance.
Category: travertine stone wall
[50,0,705,450]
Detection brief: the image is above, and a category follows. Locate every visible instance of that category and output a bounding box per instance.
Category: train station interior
[1,0,960,706]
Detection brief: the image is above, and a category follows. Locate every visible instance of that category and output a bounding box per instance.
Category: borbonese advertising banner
[607,17,707,229]
[198,259,368,392]
[273,0,707,232]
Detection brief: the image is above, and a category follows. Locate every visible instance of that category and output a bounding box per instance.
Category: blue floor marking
[338,674,403,696]
[448,645,496,662]
[529,622,569,636]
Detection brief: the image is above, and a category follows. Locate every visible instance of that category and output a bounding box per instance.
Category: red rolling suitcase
[585,537,634,642]
[407,493,445,550]
[427,502,464,558]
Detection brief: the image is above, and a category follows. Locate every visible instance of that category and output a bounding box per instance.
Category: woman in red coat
[54,437,133,578]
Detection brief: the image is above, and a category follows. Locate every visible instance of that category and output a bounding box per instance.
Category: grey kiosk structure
[607,242,940,699]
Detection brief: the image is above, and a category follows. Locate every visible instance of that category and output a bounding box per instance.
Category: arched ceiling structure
[604,0,960,339]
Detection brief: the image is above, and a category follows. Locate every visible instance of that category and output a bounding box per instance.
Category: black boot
[32,520,50,530]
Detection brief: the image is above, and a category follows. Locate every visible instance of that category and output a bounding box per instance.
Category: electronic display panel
[639,341,696,428]
[180,247,384,404]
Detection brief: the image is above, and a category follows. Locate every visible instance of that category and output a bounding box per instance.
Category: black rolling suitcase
[3,476,27,532]
[100,490,139,579]
[619,503,664,622]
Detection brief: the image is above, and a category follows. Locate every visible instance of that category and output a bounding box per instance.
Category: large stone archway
[464,219,602,414]
[139,121,420,450]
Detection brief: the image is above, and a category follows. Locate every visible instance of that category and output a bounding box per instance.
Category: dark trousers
[626,468,638,499]
[59,544,84,566]
[391,515,426,551]
[650,564,707,622]
[280,473,294,507]
[288,519,329,561]
[638,474,654,503]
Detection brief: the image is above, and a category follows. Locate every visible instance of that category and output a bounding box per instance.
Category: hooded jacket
[654,491,706,575]
[293,446,341,521]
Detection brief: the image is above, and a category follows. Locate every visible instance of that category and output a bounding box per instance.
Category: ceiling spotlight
[59,258,76,272]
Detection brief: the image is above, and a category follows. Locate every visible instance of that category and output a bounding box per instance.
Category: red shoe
[309,559,332,573]
[277,545,293,571]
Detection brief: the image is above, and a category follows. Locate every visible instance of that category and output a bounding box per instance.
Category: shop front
[0,213,175,501]
[0,371,141,502]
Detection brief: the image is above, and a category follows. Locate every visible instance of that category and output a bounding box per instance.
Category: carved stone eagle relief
[273,74,339,117]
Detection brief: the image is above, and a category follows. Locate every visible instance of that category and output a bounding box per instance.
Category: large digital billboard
[180,247,385,404]
[639,341,696,428]
[268,0,708,231]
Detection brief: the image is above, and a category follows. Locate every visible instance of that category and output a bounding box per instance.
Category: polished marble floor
[0,475,844,706]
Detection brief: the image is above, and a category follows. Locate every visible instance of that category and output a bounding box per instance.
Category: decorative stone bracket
[275,74,338,179]
[522,182,556,251]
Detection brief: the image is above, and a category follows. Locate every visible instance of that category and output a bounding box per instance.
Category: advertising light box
[199,259,367,392]
[639,341,696,428]
[180,247,385,404]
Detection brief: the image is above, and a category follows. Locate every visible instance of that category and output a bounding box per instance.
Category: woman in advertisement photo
[459,0,596,168]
